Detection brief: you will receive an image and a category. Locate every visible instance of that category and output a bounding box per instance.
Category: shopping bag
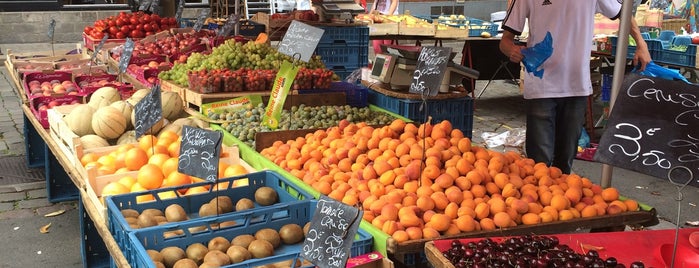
[632,61,691,83]
[521,31,553,79]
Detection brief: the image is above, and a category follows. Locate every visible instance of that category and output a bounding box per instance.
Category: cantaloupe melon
[161,91,184,121]
[88,87,121,110]
[109,100,134,130]
[80,134,110,149]
[92,106,127,140]
[117,130,137,145]
[64,104,95,136]
[127,88,151,105]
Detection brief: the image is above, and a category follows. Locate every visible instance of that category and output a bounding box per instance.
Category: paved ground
[0,42,697,267]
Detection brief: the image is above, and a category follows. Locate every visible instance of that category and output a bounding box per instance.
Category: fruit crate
[75,74,135,100]
[22,70,76,100]
[23,114,46,168]
[298,81,368,108]
[29,95,83,129]
[315,44,369,70]
[317,26,369,46]
[466,18,498,37]
[105,170,315,254]
[658,49,696,67]
[126,200,373,268]
[45,145,79,203]
[609,36,663,60]
[79,194,113,268]
[367,89,474,138]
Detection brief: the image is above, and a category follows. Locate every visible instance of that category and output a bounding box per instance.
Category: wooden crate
[368,23,399,36]
[83,145,255,224]
[434,25,469,39]
[424,241,452,268]
[47,104,83,166]
[398,21,436,36]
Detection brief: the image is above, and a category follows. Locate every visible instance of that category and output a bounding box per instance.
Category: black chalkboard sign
[90,34,109,64]
[594,73,699,187]
[118,38,135,74]
[138,0,153,11]
[193,9,210,32]
[409,46,452,97]
[175,0,185,22]
[218,13,240,37]
[134,85,163,138]
[302,196,363,268]
[278,20,325,62]
[47,19,56,40]
[177,126,223,182]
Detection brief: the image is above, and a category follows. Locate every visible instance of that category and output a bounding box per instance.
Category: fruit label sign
[175,0,185,22]
[218,13,241,37]
[409,46,452,97]
[90,34,109,64]
[139,0,153,12]
[262,61,299,129]
[118,38,135,74]
[278,20,325,62]
[302,196,363,268]
[594,73,699,187]
[178,125,223,182]
[134,84,163,138]
[193,9,210,32]
[47,19,56,40]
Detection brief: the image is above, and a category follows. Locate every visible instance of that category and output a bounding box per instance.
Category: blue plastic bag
[521,31,553,79]
[632,61,690,83]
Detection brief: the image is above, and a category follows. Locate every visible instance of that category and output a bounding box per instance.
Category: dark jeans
[524,96,587,174]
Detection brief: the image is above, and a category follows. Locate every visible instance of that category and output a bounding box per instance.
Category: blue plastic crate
[106,170,315,254]
[658,49,695,67]
[329,81,368,107]
[45,146,79,203]
[467,18,498,37]
[23,114,46,168]
[610,36,662,60]
[601,74,612,102]
[178,18,218,30]
[367,89,474,138]
[318,26,369,46]
[315,44,369,70]
[79,196,113,268]
[127,200,373,268]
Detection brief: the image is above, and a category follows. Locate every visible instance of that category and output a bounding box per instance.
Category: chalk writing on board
[178,126,222,182]
[594,74,699,186]
[409,46,451,96]
[118,38,135,74]
[277,21,324,62]
[133,85,162,138]
[301,196,362,268]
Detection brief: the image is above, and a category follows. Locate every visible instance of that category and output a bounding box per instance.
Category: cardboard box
[346,252,394,268]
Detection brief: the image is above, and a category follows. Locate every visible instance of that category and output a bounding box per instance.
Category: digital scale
[371,45,479,92]
[320,0,366,21]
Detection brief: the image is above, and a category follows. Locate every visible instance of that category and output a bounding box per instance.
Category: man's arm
[500,30,525,63]
[629,16,651,71]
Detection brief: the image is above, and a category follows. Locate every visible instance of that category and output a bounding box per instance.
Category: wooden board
[47,104,83,168]
[424,241,453,268]
[368,23,399,36]
[398,22,436,36]
[434,26,469,39]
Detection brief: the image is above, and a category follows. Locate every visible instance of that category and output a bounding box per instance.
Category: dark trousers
[524,96,587,174]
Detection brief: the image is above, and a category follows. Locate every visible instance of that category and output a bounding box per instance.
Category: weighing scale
[371,45,479,92]
[320,0,366,21]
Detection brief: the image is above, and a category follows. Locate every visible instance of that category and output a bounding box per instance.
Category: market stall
[5,6,685,268]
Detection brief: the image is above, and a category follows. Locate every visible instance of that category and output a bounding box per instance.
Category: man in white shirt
[499,0,652,174]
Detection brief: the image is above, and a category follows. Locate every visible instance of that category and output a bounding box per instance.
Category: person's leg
[373,40,384,54]
[524,98,556,167]
[551,96,587,174]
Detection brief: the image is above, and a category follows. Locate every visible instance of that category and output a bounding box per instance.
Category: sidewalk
[0,42,697,268]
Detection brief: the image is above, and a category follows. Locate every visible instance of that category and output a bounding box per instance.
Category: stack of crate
[314,26,369,81]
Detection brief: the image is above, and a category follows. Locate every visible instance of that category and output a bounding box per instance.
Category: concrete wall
[0,8,206,44]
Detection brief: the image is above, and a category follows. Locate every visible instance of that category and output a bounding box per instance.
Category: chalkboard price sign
[301,196,363,268]
[278,20,325,62]
[177,126,223,182]
[91,34,109,64]
[134,85,163,138]
[47,19,56,40]
[118,38,135,74]
[218,13,240,37]
[409,46,452,97]
[138,0,153,12]
[193,9,210,32]
[594,73,699,187]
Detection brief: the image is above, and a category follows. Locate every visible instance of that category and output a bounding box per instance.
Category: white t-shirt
[502,0,621,99]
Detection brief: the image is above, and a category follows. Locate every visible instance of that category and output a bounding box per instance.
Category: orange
[157,130,179,144]
[138,134,158,151]
[124,147,149,171]
[116,176,137,189]
[162,171,192,190]
[167,142,180,157]
[223,164,249,178]
[148,153,170,169]
[130,183,154,203]
[185,186,209,196]
[161,157,179,177]
[101,181,130,198]
[137,163,165,190]
[80,152,100,167]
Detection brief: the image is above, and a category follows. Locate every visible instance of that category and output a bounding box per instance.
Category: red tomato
[160,18,168,26]
[95,20,106,28]
[142,14,151,23]
[129,17,139,25]
[91,30,105,39]
[168,17,177,25]
[115,31,126,39]
[135,24,143,31]
[84,26,94,34]
[107,20,116,27]
[693,36,699,45]
[143,23,153,32]
[151,23,160,32]
[108,26,118,36]
[116,18,126,26]
[131,30,144,38]
[150,14,160,22]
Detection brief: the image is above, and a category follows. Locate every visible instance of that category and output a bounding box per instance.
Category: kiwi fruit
[235,198,255,211]
[248,239,274,259]
[172,258,198,268]
[303,222,311,235]
[153,261,166,268]
[125,217,138,225]
[226,245,252,264]
[199,262,222,268]
[153,215,168,224]
[231,234,256,248]
[199,203,219,217]
[160,246,186,268]
[129,223,140,229]
[255,228,281,248]
[121,209,140,218]
[210,196,234,213]
[203,250,231,266]
[137,213,158,228]
[165,204,188,222]
[185,243,208,265]
[254,187,279,206]
[188,225,207,234]
[142,208,165,217]
[208,236,231,252]
[219,220,237,229]
[147,249,164,263]
[279,223,305,244]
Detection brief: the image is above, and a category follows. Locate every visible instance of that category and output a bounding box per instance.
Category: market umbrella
[600,0,634,187]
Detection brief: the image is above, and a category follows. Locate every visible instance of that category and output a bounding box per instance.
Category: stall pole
[601,0,633,188]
